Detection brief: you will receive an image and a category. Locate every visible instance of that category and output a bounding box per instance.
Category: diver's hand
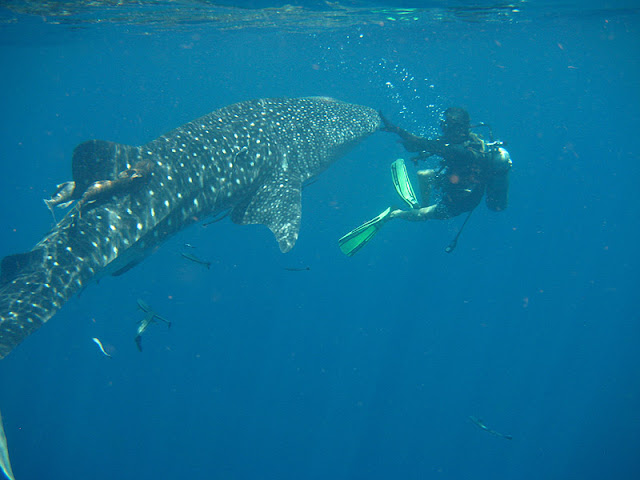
[409,152,432,164]
[379,112,435,155]
[379,111,399,133]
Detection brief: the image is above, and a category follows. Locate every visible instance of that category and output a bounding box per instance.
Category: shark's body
[0,97,381,358]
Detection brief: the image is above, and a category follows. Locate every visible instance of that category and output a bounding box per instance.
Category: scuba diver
[338,107,512,256]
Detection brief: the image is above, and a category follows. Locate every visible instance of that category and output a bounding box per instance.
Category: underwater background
[0,1,638,479]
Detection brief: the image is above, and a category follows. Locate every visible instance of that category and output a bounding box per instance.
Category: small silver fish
[180,252,211,269]
[0,406,15,480]
[469,416,512,440]
[135,299,171,352]
[91,337,112,358]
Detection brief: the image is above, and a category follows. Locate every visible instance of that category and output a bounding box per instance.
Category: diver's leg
[390,204,439,221]
[417,169,436,205]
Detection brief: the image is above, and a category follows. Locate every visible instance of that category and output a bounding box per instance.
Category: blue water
[0,2,639,479]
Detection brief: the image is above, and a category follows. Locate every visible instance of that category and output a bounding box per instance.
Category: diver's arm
[379,111,441,154]
[391,127,441,154]
[399,132,440,153]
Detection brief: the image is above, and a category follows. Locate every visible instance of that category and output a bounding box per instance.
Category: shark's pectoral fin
[231,170,303,253]
[72,140,142,194]
[111,259,145,277]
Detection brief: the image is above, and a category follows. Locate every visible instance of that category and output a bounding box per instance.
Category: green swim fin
[338,207,392,257]
[391,158,419,209]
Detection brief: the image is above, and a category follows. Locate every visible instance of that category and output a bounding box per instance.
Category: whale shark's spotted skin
[0,97,381,358]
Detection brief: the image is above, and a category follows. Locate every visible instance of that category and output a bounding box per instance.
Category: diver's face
[441,120,470,143]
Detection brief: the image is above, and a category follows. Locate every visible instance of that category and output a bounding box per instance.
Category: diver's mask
[441,119,470,142]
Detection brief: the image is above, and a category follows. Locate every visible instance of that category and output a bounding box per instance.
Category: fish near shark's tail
[0,140,146,359]
[71,140,143,193]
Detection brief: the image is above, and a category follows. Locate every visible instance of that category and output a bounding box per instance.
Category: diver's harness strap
[445,208,474,253]
[443,136,508,253]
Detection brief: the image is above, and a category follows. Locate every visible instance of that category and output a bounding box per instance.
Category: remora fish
[0,406,15,480]
[469,416,513,440]
[91,337,112,358]
[0,97,381,359]
[180,252,211,269]
[134,299,170,352]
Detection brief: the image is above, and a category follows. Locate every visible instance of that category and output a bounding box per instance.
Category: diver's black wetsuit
[384,120,511,220]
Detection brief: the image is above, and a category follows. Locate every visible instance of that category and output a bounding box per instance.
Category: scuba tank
[471,123,512,212]
[485,144,511,211]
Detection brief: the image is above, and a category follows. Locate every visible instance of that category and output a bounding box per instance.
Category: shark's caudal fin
[0,139,144,359]
[0,97,381,359]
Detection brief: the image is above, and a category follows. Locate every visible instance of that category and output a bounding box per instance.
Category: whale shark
[0,97,381,359]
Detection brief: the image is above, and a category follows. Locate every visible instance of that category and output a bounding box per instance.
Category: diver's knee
[417,168,436,179]
[389,208,404,220]
[390,206,431,221]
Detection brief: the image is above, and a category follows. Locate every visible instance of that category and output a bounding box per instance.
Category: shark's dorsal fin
[231,169,302,253]
[72,140,142,195]
[0,250,43,286]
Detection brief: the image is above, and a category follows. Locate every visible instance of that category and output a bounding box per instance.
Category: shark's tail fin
[71,140,142,195]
